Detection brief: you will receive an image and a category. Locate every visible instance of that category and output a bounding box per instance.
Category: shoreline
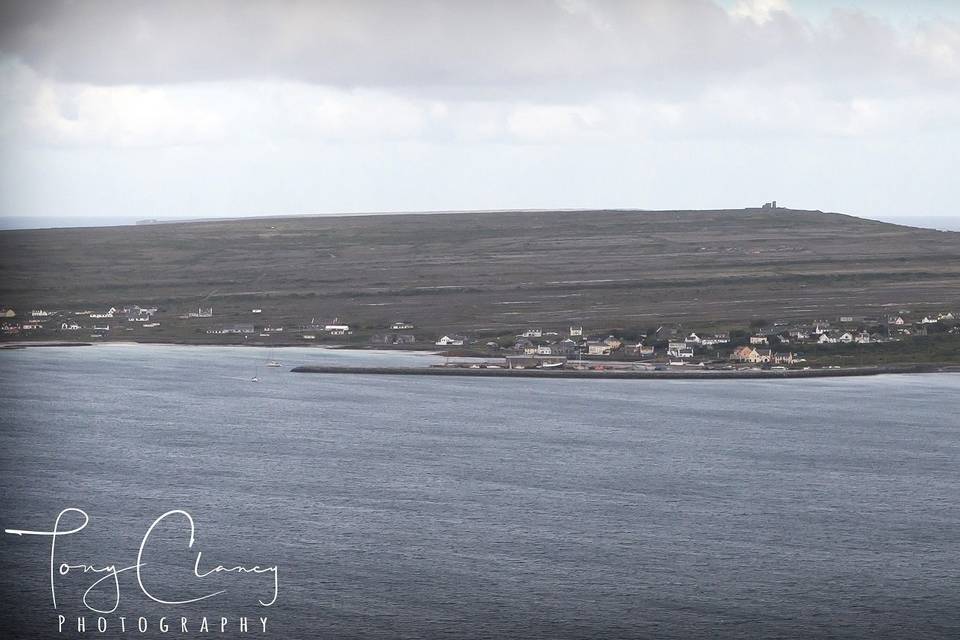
[0,339,426,350]
[0,340,94,349]
[0,339,431,351]
[4,340,958,379]
[291,363,958,380]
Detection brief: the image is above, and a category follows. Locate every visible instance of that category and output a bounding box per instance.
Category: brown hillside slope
[1,208,958,335]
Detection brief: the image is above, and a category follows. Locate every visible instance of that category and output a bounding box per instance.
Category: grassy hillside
[1,208,958,339]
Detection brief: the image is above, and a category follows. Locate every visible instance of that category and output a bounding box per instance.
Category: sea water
[1,345,958,639]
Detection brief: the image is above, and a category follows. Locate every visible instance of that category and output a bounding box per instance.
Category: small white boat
[251,375,260,382]
[266,361,281,368]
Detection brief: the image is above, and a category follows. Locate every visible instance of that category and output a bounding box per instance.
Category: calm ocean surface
[1,344,958,639]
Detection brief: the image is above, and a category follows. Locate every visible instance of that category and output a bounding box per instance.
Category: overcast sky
[1,0,958,228]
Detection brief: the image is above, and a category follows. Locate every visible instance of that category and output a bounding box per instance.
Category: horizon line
[1,207,957,233]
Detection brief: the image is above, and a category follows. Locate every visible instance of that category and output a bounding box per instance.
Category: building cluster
[369,322,417,345]
[0,303,378,341]
[750,311,955,346]
[0,305,161,337]
[498,326,739,363]
[1,301,957,370]
[731,345,796,365]
[430,309,959,367]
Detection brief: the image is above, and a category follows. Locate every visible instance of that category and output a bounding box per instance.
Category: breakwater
[290,364,946,379]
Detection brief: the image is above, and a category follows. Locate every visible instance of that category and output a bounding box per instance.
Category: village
[425,310,959,370]
[2,302,958,370]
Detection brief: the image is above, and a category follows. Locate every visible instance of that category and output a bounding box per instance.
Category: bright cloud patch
[0,1,957,221]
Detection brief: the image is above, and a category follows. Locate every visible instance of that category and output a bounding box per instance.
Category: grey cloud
[0,0,955,100]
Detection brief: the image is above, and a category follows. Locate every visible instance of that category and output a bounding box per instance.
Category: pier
[290,364,946,379]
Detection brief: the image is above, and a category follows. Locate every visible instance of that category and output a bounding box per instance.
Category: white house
[521,328,543,338]
[123,305,153,314]
[207,323,254,335]
[569,326,583,337]
[325,324,350,333]
[391,321,414,330]
[586,341,612,356]
[435,335,465,346]
[700,333,730,346]
[749,335,768,345]
[667,345,694,359]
